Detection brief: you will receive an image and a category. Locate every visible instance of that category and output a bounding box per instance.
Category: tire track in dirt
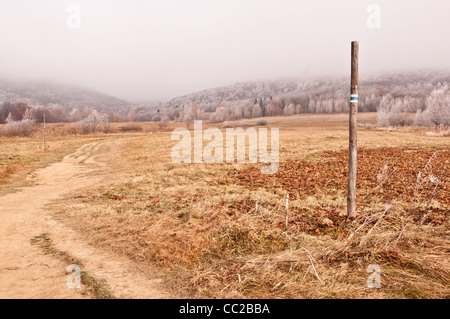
[0,140,169,299]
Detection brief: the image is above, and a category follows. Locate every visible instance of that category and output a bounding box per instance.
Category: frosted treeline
[156,71,450,127]
[0,71,449,128]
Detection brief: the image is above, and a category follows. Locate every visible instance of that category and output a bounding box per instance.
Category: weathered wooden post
[43,113,47,151]
[347,41,359,219]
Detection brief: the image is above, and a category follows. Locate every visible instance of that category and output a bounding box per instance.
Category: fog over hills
[0,78,129,112]
[159,70,450,108]
[154,70,450,123]
[2,1,450,102]
[1,69,449,124]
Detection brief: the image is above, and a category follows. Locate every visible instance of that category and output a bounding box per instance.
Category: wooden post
[347,41,359,219]
[43,113,47,151]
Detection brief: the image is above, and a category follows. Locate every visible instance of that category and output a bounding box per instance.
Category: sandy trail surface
[0,141,168,299]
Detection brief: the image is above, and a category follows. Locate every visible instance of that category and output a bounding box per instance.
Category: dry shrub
[119,124,143,133]
[425,129,450,137]
[238,121,250,128]
[1,119,36,137]
[256,119,268,126]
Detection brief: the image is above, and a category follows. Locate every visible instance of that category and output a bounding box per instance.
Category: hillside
[0,78,130,113]
[156,70,450,123]
[1,70,449,124]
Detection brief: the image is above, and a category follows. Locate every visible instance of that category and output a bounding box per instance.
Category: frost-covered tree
[76,109,109,134]
[377,95,413,127]
[182,103,200,125]
[284,103,296,116]
[414,110,426,127]
[377,95,394,126]
[210,106,228,123]
[1,110,36,137]
[69,108,82,122]
[0,102,30,123]
[22,108,36,121]
[158,115,170,129]
[231,103,244,120]
[151,114,162,122]
[417,85,450,127]
[265,100,282,116]
[251,104,262,118]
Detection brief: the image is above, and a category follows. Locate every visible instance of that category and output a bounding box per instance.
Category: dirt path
[0,141,169,299]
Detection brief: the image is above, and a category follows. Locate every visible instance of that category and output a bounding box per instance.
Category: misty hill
[156,70,450,123]
[1,71,449,125]
[0,78,130,113]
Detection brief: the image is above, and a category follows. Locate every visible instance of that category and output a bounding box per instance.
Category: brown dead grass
[3,114,448,298]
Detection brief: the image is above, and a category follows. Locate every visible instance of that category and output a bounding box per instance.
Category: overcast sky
[0,0,449,102]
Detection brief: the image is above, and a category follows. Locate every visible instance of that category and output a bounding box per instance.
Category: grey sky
[0,0,449,102]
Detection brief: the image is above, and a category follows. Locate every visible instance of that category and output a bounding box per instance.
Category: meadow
[1,113,448,298]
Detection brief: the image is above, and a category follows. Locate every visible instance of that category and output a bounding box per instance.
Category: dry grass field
[1,113,449,299]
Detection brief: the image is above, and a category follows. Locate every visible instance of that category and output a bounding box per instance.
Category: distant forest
[1,71,449,128]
